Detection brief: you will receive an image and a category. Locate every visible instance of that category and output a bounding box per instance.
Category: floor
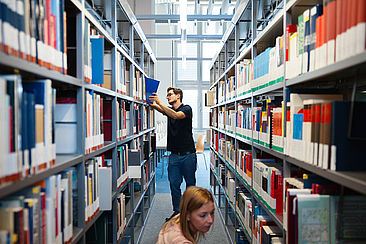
[139,150,231,244]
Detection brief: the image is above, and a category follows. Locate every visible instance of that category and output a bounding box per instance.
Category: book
[330,101,366,171]
[326,0,337,65]
[145,77,160,104]
[296,194,332,243]
[309,5,323,72]
[303,9,311,73]
[90,35,104,84]
[285,189,311,244]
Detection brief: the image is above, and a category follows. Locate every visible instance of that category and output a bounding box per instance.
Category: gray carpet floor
[139,150,230,244]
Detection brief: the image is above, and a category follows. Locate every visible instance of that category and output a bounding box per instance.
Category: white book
[355,21,366,55]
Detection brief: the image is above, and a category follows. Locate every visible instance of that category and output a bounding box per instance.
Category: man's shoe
[165,212,178,222]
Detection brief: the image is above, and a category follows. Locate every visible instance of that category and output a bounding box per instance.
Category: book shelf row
[0,0,155,83]
[0,138,156,244]
[210,145,366,244]
[208,0,366,243]
[210,0,366,90]
[0,74,155,189]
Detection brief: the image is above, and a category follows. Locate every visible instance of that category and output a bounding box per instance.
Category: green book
[297,194,332,244]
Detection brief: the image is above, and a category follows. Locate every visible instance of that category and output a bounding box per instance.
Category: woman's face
[188,201,215,234]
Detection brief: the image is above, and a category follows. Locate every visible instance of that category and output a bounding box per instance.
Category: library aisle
[140,150,231,244]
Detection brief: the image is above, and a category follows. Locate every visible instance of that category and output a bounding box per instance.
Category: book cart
[0,0,157,243]
[207,0,366,243]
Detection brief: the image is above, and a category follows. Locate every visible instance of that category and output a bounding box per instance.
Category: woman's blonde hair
[164,186,214,244]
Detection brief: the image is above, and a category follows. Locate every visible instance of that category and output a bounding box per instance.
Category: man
[149,87,197,220]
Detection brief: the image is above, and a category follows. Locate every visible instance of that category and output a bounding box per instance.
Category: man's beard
[168,100,175,105]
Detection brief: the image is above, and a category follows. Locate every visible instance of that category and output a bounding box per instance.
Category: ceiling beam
[136,14,233,21]
[145,34,223,40]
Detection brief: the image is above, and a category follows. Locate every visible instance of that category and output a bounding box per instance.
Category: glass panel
[202,90,210,129]
[177,42,197,58]
[202,61,211,82]
[202,42,221,58]
[177,61,198,80]
[181,89,198,129]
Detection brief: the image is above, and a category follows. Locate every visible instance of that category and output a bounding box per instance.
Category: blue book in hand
[145,77,160,104]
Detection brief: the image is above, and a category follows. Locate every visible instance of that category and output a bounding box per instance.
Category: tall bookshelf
[0,0,156,244]
[207,0,366,243]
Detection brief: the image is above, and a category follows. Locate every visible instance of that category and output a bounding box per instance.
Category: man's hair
[167,87,183,101]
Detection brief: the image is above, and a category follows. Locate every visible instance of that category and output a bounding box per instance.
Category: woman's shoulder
[157,222,193,244]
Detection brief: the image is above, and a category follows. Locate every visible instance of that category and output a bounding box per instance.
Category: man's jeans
[168,152,197,213]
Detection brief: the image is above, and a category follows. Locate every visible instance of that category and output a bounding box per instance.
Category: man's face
[167,90,178,105]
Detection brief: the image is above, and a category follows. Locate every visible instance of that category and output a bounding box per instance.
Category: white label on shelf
[3,22,12,51]
[309,49,316,72]
[318,143,324,168]
[8,152,17,175]
[52,144,56,162]
[25,33,31,58]
[326,40,335,66]
[304,140,311,164]
[330,145,337,171]
[259,132,269,147]
[30,37,36,60]
[323,144,329,170]
[31,148,36,172]
[356,22,366,55]
[63,52,68,71]
[19,31,26,57]
[253,131,259,142]
[313,142,319,167]
[23,149,29,175]
[13,26,19,53]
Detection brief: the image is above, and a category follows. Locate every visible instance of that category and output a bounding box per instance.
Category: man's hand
[149,101,159,109]
[149,93,161,105]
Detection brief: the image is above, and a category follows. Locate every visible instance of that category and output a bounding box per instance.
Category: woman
[156,186,215,244]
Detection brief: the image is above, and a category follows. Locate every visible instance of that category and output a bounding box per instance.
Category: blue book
[90,36,104,84]
[145,77,160,104]
[330,101,366,171]
[293,114,303,140]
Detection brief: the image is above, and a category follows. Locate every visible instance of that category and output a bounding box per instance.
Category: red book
[17,208,24,244]
[103,100,112,141]
[340,0,348,36]
[285,189,311,244]
[336,0,342,37]
[100,98,103,136]
[326,0,337,43]
[40,192,46,244]
[271,170,283,214]
[9,106,13,153]
[46,0,51,46]
[350,0,357,30]
[246,152,252,178]
[286,25,297,61]
[315,15,321,49]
